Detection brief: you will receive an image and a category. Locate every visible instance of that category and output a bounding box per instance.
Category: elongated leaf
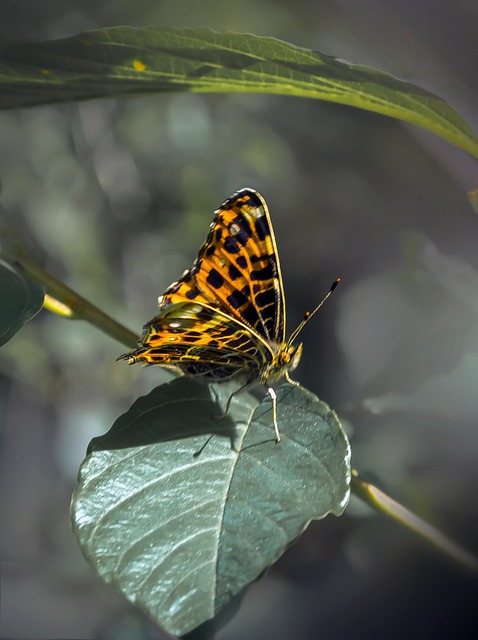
[1,26,477,158]
[0,260,44,346]
[71,378,350,636]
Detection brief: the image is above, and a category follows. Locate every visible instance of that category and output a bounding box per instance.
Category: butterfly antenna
[288,278,340,345]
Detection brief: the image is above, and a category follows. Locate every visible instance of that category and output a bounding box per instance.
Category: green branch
[1,247,138,350]
[351,469,478,572]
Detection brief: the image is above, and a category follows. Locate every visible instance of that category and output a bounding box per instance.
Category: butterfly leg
[266,387,281,443]
[217,381,253,419]
[285,371,300,387]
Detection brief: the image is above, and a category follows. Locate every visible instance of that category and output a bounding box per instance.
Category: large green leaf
[71,378,351,637]
[1,26,477,158]
[0,259,44,346]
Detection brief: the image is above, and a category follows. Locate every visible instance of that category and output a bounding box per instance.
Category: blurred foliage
[0,260,44,344]
[2,26,477,161]
[1,1,478,639]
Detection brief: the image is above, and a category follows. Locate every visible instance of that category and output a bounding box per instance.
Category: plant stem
[1,248,139,349]
[351,469,478,572]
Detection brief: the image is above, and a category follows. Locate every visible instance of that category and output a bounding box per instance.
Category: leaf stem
[0,248,139,349]
[351,469,478,572]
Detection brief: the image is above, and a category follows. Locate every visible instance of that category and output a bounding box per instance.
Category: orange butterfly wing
[122,188,286,383]
[162,188,285,342]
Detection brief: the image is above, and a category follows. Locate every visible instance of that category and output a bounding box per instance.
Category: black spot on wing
[255,215,269,241]
[224,235,240,254]
[228,264,241,280]
[188,330,202,337]
[255,288,276,309]
[241,304,260,329]
[207,268,224,289]
[185,289,199,300]
[184,334,201,342]
[250,264,274,281]
[227,289,248,310]
[250,254,270,264]
[236,256,247,269]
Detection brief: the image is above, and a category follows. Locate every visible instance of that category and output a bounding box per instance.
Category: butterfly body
[121,188,309,440]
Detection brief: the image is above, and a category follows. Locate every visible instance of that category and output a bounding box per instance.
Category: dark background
[0,1,477,638]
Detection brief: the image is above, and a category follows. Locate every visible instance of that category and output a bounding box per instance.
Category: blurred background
[1,1,477,638]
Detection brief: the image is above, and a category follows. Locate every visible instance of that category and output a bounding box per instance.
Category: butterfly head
[264,341,303,384]
[282,341,303,372]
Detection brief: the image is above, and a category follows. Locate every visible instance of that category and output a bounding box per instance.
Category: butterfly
[120,188,338,442]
